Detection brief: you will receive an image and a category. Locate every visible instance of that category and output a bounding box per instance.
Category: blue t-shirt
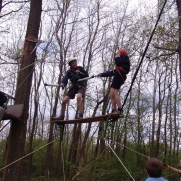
[142,177,168,181]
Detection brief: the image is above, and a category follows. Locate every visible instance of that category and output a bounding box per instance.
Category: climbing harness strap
[69,67,79,82]
[116,66,128,82]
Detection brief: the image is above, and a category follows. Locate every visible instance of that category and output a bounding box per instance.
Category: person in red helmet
[97,49,130,117]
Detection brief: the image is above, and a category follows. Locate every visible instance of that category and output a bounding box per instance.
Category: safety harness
[116,66,129,82]
[69,67,85,91]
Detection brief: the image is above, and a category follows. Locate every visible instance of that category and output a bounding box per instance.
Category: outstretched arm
[164,164,181,174]
[97,70,114,77]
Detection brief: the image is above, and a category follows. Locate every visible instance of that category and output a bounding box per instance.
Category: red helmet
[118,49,127,56]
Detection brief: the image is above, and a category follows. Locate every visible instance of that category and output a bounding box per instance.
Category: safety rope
[105,138,178,179]
[0,121,10,132]
[3,58,43,80]
[15,66,35,93]
[70,73,79,81]
[0,139,56,171]
[71,147,110,180]
[105,138,149,158]
[107,143,135,181]
[122,0,167,109]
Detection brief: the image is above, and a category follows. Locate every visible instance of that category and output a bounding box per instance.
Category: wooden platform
[1,104,24,120]
[53,113,120,124]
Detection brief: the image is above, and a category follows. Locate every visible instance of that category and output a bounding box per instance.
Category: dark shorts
[111,73,125,90]
[66,86,86,99]
[0,92,7,107]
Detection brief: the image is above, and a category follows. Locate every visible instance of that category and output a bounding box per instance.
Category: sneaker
[117,108,124,118]
[56,114,64,120]
[55,114,64,126]
[111,109,117,113]
[77,113,83,119]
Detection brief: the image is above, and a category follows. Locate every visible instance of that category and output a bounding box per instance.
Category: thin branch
[71,147,109,180]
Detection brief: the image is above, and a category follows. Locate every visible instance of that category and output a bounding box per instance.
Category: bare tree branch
[0,0,30,18]
[72,147,109,180]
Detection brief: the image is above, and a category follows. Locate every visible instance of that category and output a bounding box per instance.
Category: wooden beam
[53,113,120,124]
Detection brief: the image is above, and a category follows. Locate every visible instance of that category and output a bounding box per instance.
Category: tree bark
[0,0,2,13]
[176,0,181,82]
[3,1,42,181]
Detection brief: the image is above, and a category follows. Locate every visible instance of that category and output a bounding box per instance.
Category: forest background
[0,0,181,181]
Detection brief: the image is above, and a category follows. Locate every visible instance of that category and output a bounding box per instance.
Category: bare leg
[77,93,83,112]
[61,95,70,113]
[109,88,116,109]
[114,89,121,108]
[109,88,121,109]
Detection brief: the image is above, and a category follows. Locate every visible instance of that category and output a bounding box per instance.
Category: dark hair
[146,158,163,177]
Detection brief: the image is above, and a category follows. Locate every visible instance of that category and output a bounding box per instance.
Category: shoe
[117,108,124,118]
[55,114,64,126]
[111,109,116,113]
[111,109,118,115]
[77,113,83,119]
[56,114,64,120]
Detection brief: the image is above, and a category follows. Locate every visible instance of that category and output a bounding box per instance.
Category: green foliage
[25,138,48,177]
[1,136,181,180]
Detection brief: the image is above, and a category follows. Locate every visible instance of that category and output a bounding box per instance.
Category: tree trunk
[27,69,42,181]
[176,0,181,82]
[3,1,42,181]
[0,0,2,13]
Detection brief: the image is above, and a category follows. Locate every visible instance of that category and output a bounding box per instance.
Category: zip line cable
[122,0,168,109]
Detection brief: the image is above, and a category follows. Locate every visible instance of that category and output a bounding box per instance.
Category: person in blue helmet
[142,158,168,181]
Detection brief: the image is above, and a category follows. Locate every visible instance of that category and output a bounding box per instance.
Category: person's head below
[68,56,77,68]
[146,158,163,178]
[116,49,127,57]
